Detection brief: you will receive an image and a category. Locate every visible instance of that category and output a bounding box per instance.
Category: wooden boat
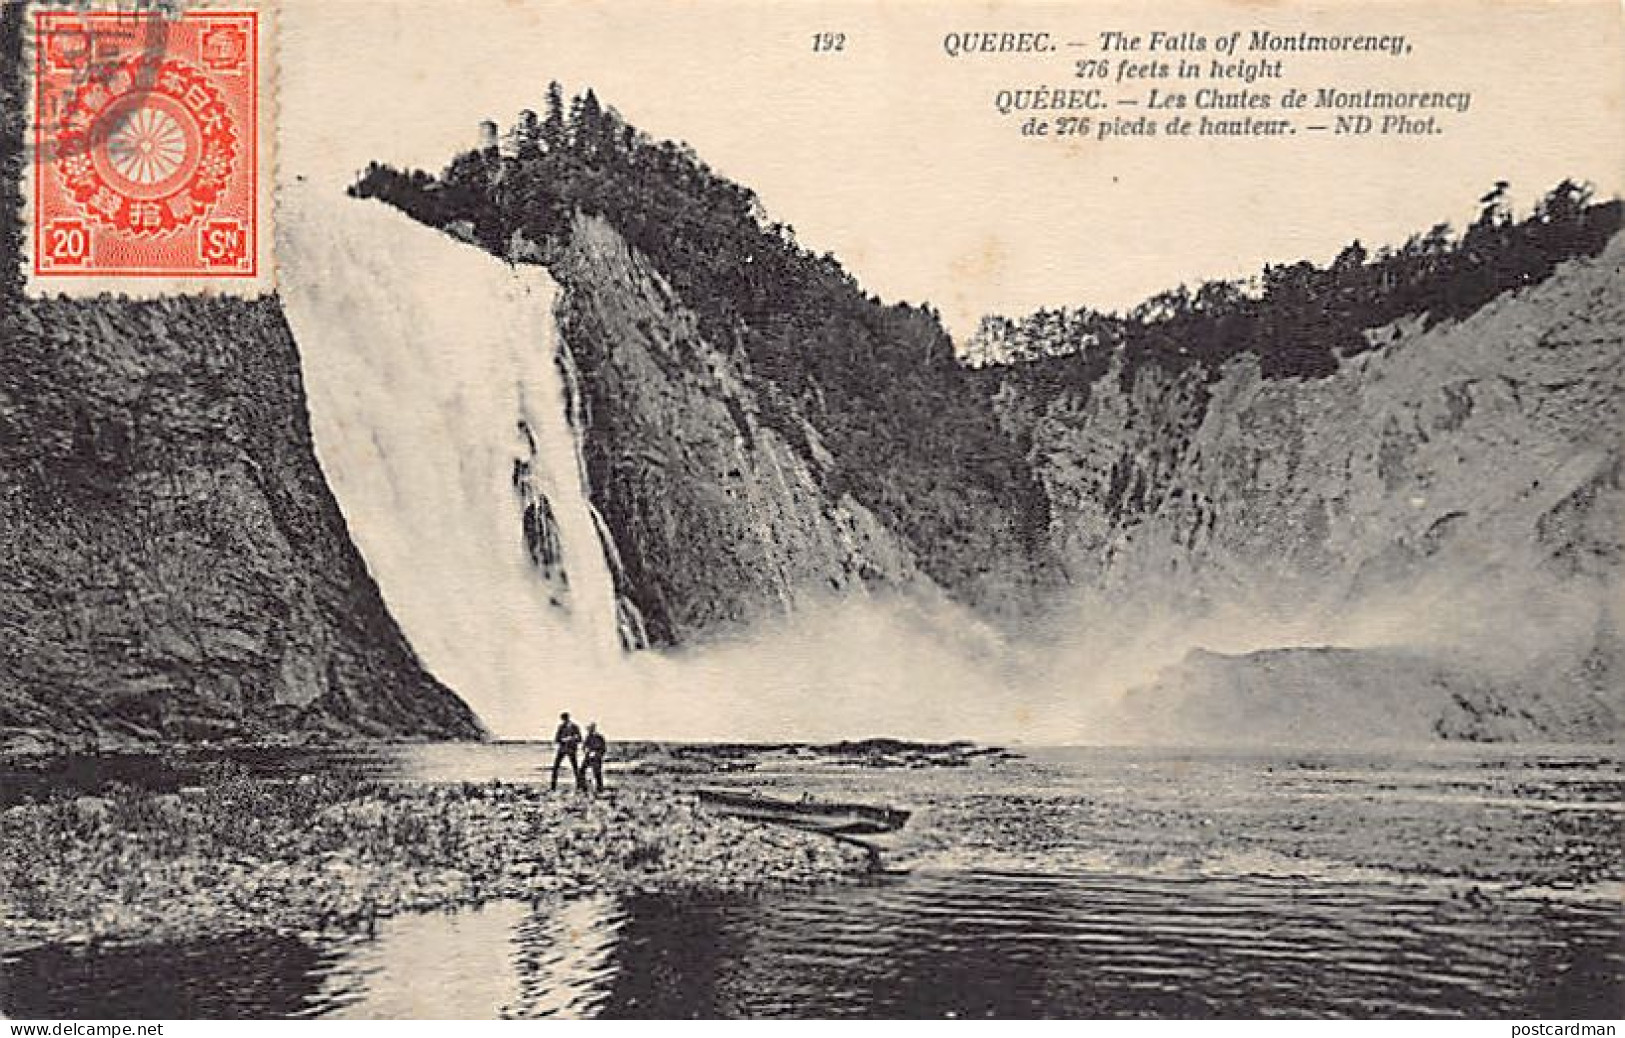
[695,788,910,838]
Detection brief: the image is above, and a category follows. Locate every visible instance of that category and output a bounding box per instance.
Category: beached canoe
[696,788,910,837]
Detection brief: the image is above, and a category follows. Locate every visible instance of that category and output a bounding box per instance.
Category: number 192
[812,31,846,52]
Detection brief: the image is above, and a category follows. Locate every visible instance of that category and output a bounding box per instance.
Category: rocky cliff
[353,121,1052,647]
[1120,645,1617,746]
[7,9,1617,748]
[0,295,486,752]
[0,8,481,752]
[992,236,1625,741]
[542,215,928,646]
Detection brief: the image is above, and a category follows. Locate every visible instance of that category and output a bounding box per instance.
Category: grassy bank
[0,773,870,950]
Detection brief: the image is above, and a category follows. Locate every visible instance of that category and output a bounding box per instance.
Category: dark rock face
[0,295,484,750]
[547,216,922,645]
[4,0,1614,747]
[0,8,476,750]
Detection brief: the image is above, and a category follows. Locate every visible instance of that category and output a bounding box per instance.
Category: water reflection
[3,744,1620,1018]
[593,873,1625,1018]
[508,894,625,1018]
[304,894,627,1019]
[6,873,1618,1020]
[0,932,334,1019]
[310,902,527,1019]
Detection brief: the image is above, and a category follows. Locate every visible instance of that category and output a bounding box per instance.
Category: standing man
[551,711,582,791]
[583,722,608,795]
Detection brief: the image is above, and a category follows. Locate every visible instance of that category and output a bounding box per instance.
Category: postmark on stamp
[25,2,272,293]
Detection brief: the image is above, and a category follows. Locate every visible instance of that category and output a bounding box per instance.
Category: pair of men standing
[551,712,608,793]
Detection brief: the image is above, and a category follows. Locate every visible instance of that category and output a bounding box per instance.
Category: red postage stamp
[28,6,269,288]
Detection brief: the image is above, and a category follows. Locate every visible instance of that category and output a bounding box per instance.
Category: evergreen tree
[515,109,542,159]
[543,81,565,147]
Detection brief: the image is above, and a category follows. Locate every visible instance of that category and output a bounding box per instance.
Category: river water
[3,743,1621,1018]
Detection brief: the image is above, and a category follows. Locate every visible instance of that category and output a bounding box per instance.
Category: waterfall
[279,188,636,738]
[275,188,1112,746]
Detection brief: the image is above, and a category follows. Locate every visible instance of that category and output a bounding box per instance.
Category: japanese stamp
[25,3,272,292]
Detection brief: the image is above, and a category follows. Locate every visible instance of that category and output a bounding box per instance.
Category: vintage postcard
[0,0,1621,1024]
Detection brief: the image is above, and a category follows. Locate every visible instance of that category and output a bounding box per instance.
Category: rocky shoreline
[0,773,871,952]
[622,738,1023,775]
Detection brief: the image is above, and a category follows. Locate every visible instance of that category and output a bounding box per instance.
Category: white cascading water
[275,189,1246,747]
[279,187,640,738]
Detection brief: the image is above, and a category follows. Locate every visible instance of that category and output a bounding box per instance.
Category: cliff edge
[0,8,481,751]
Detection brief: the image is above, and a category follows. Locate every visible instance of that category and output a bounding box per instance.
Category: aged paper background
[279,0,1624,338]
